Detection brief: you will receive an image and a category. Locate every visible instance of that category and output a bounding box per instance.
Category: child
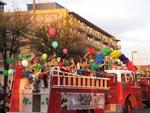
[32,57,41,93]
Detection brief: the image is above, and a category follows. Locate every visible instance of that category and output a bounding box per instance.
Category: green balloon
[42,53,48,61]
[64,60,70,67]
[3,70,8,76]
[90,64,99,70]
[18,53,23,60]
[7,57,13,64]
[101,48,113,56]
[26,54,31,59]
[89,59,95,63]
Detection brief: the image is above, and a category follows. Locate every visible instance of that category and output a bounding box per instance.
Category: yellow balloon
[110,50,121,59]
[115,51,122,59]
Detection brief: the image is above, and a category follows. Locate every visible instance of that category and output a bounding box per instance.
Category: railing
[51,70,110,90]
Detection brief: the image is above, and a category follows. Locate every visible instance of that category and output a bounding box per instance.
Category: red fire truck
[8,64,150,113]
[104,69,150,113]
[8,64,110,113]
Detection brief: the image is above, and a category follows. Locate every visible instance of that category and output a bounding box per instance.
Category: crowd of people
[22,50,119,93]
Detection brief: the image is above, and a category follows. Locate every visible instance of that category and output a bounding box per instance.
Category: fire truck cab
[105,70,143,113]
[138,76,150,107]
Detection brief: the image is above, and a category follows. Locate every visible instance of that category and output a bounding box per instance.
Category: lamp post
[132,51,137,64]
[33,0,36,19]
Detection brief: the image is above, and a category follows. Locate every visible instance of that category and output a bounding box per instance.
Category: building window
[0,5,4,12]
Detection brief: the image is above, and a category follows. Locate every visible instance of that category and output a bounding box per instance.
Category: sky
[4,0,150,65]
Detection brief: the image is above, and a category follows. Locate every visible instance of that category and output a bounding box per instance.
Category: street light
[33,0,36,19]
[132,51,137,64]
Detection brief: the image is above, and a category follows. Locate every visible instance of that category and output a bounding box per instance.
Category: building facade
[26,2,120,51]
[0,0,6,12]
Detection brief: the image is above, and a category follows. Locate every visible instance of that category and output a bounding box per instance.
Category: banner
[61,93,105,110]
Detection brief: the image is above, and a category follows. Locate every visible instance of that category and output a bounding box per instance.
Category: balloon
[56,57,61,62]
[63,48,68,54]
[48,28,56,37]
[52,41,58,49]
[110,50,121,59]
[101,47,112,56]
[8,69,14,75]
[96,54,104,64]
[21,59,29,67]
[122,58,129,64]
[64,60,70,67]
[7,57,13,64]
[119,54,126,61]
[90,64,99,70]
[88,48,95,54]
[3,70,8,76]
[89,59,95,63]
[18,53,23,60]
[26,54,31,59]
[127,61,136,72]
[42,53,48,61]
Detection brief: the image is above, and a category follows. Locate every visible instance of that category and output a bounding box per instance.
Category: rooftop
[0,0,6,5]
[69,12,116,39]
[27,2,64,11]
[26,2,118,40]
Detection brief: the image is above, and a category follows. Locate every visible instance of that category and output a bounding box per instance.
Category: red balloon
[88,48,95,54]
[127,61,136,72]
[63,48,68,54]
[48,28,56,37]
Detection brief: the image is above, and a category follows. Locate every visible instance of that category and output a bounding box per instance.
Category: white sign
[61,93,105,110]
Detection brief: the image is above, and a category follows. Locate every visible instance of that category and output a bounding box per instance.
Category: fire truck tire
[145,100,150,107]
[123,100,132,113]
[76,109,94,113]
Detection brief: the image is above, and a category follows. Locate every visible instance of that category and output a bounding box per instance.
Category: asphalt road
[133,107,150,113]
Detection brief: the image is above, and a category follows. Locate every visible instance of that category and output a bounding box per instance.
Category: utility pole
[132,51,137,64]
[33,0,36,19]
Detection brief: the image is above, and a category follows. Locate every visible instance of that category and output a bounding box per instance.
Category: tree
[32,15,89,58]
[0,11,32,112]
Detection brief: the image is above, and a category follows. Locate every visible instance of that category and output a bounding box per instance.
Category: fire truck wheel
[123,100,132,113]
[76,109,94,113]
[145,100,150,107]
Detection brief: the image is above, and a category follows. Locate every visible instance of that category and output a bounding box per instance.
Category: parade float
[7,28,150,113]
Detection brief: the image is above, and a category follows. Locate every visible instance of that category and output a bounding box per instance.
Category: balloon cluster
[48,28,59,49]
[3,68,14,76]
[95,47,136,72]
[3,57,14,76]
[48,28,69,55]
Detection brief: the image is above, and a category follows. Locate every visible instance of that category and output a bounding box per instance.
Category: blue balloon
[119,54,126,61]
[119,54,129,64]
[122,58,129,64]
[96,54,104,64]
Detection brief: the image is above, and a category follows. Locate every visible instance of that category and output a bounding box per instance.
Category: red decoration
[127,61,136,72]
[63,48,68,54]
[88,48,95,54]
[48,28,56,37]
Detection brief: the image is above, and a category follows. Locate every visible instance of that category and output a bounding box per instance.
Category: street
[133,107,150,113]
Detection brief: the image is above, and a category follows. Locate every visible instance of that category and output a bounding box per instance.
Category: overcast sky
[4,0,150,64]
